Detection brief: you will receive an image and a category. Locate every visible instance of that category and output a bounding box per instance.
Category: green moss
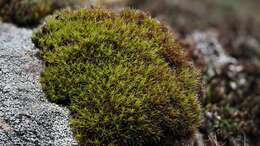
[0,0,82,26]
[32,8,201,146]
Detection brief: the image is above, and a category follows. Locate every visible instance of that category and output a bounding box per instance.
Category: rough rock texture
[0,22,76,145]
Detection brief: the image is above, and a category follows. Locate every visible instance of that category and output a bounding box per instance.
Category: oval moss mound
[32,8,201,146]
[0,0,81,26]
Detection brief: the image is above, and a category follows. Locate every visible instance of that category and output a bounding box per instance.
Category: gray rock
[0,22,77,146]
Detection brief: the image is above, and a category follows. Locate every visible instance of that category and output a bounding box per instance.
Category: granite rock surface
[0,22,76,146]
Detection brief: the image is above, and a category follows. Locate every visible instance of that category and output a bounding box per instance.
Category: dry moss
[32,8,201,146]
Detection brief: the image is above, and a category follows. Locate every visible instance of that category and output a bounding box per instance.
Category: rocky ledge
[0,22,76,146]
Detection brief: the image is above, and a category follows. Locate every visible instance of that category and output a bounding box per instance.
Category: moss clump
[0,0,82,26]
[32,8,201,146]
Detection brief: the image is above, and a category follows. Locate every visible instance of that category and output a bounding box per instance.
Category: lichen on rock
[0,22,76,145]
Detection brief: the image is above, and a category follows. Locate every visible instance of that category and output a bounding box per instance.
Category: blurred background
[1,0,260,146]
